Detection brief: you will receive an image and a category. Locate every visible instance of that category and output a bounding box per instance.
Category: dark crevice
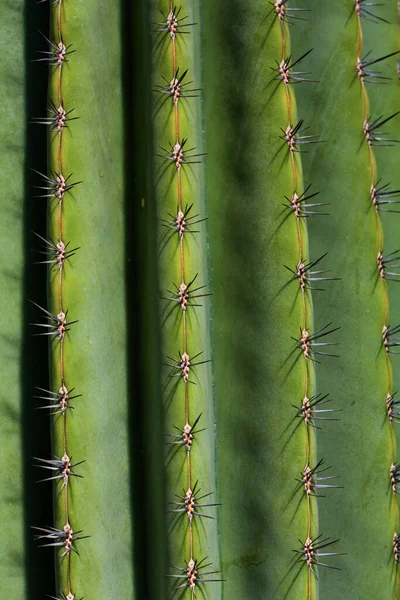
[23,1,54,599]
[122,0,167,598]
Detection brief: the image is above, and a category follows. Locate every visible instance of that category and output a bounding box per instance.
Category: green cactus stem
[33,0,136,597]
[293,1,399,598]
[151,1,221,597]
[201,0,344,596]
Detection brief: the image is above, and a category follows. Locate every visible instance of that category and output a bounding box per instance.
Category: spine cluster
[156,2,220,597]
[274,2,342,593]
[32,1,83,599]
[355,0,400,585]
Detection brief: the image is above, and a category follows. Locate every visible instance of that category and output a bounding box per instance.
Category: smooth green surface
[294,3,396,598]
[151,1,221,595]
[0,1,26,597]
[47,2,135,598]
[204,3,317,598]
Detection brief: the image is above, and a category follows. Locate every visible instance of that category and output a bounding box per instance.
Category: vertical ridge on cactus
[43,0,136,597]
[202,0,327,595]
[293,2,399,598]
[151,0,221,596]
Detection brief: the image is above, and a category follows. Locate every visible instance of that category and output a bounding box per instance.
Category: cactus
[30,0,135,598]
[2,0,400,599]
[150,2,221,596]
[291,2,400,598]
[203,1,325,597]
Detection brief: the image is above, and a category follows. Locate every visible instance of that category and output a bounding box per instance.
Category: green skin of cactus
[46,2,135,597]
[0,1,26,597]
[203,2,319,598]
[292,2,399,599]
[151,1,221,596]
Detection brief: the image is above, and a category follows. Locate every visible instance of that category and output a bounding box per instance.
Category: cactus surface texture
[1,1,400,599]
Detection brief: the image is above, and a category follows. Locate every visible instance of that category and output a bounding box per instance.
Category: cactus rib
[292,2,399,597]
[153,1,220,596]
[203,1,321,596]
[356,7,400,595]
[39,1,84,597]
[276,9,323,596]
[38,0,136,597]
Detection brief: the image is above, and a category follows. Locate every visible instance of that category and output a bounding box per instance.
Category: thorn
[383,324,400,354]
[161,204,207,238]
[164,351,210,384]
[34,384,80,415]
[284,184,330,218]
[371,180,400,213]
[280,120,324,153]
[162,274,211,312]
[34,31,75,66]
[154,68,200,103]
[293,535,344,578]
[31,231,79,271]
[158,138,206,170]
[284,253,339,291]
[269,0,310,24]
[387,392,400,424]
[29,300,77,341]
[165,414,205,451]
[30,99,78,132]
[297,459,342,497]
[364,112,400,146]
[169,481,221,522]
[155,6,196,38]
[32,169,82,202]
[271,49,317,85]
[34,454,84,488]
[354,0,389,24]
[293,323,340,362]
[293,394,340,428]
[46,593,82,600]
[32,522,88,557]
[391,463,400,493]
[357,50,400,84]
[377,250,400,281]
[167,557,224,590]
[394,533,400,565]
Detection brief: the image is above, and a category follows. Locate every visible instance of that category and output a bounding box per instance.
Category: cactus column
[32,0,136,597]
[151,1,221,597]
[201,0,344,596]
[293,1,399,598]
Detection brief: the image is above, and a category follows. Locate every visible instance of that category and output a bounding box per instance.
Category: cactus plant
[2,0,400,599]
[291,2,400,598]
